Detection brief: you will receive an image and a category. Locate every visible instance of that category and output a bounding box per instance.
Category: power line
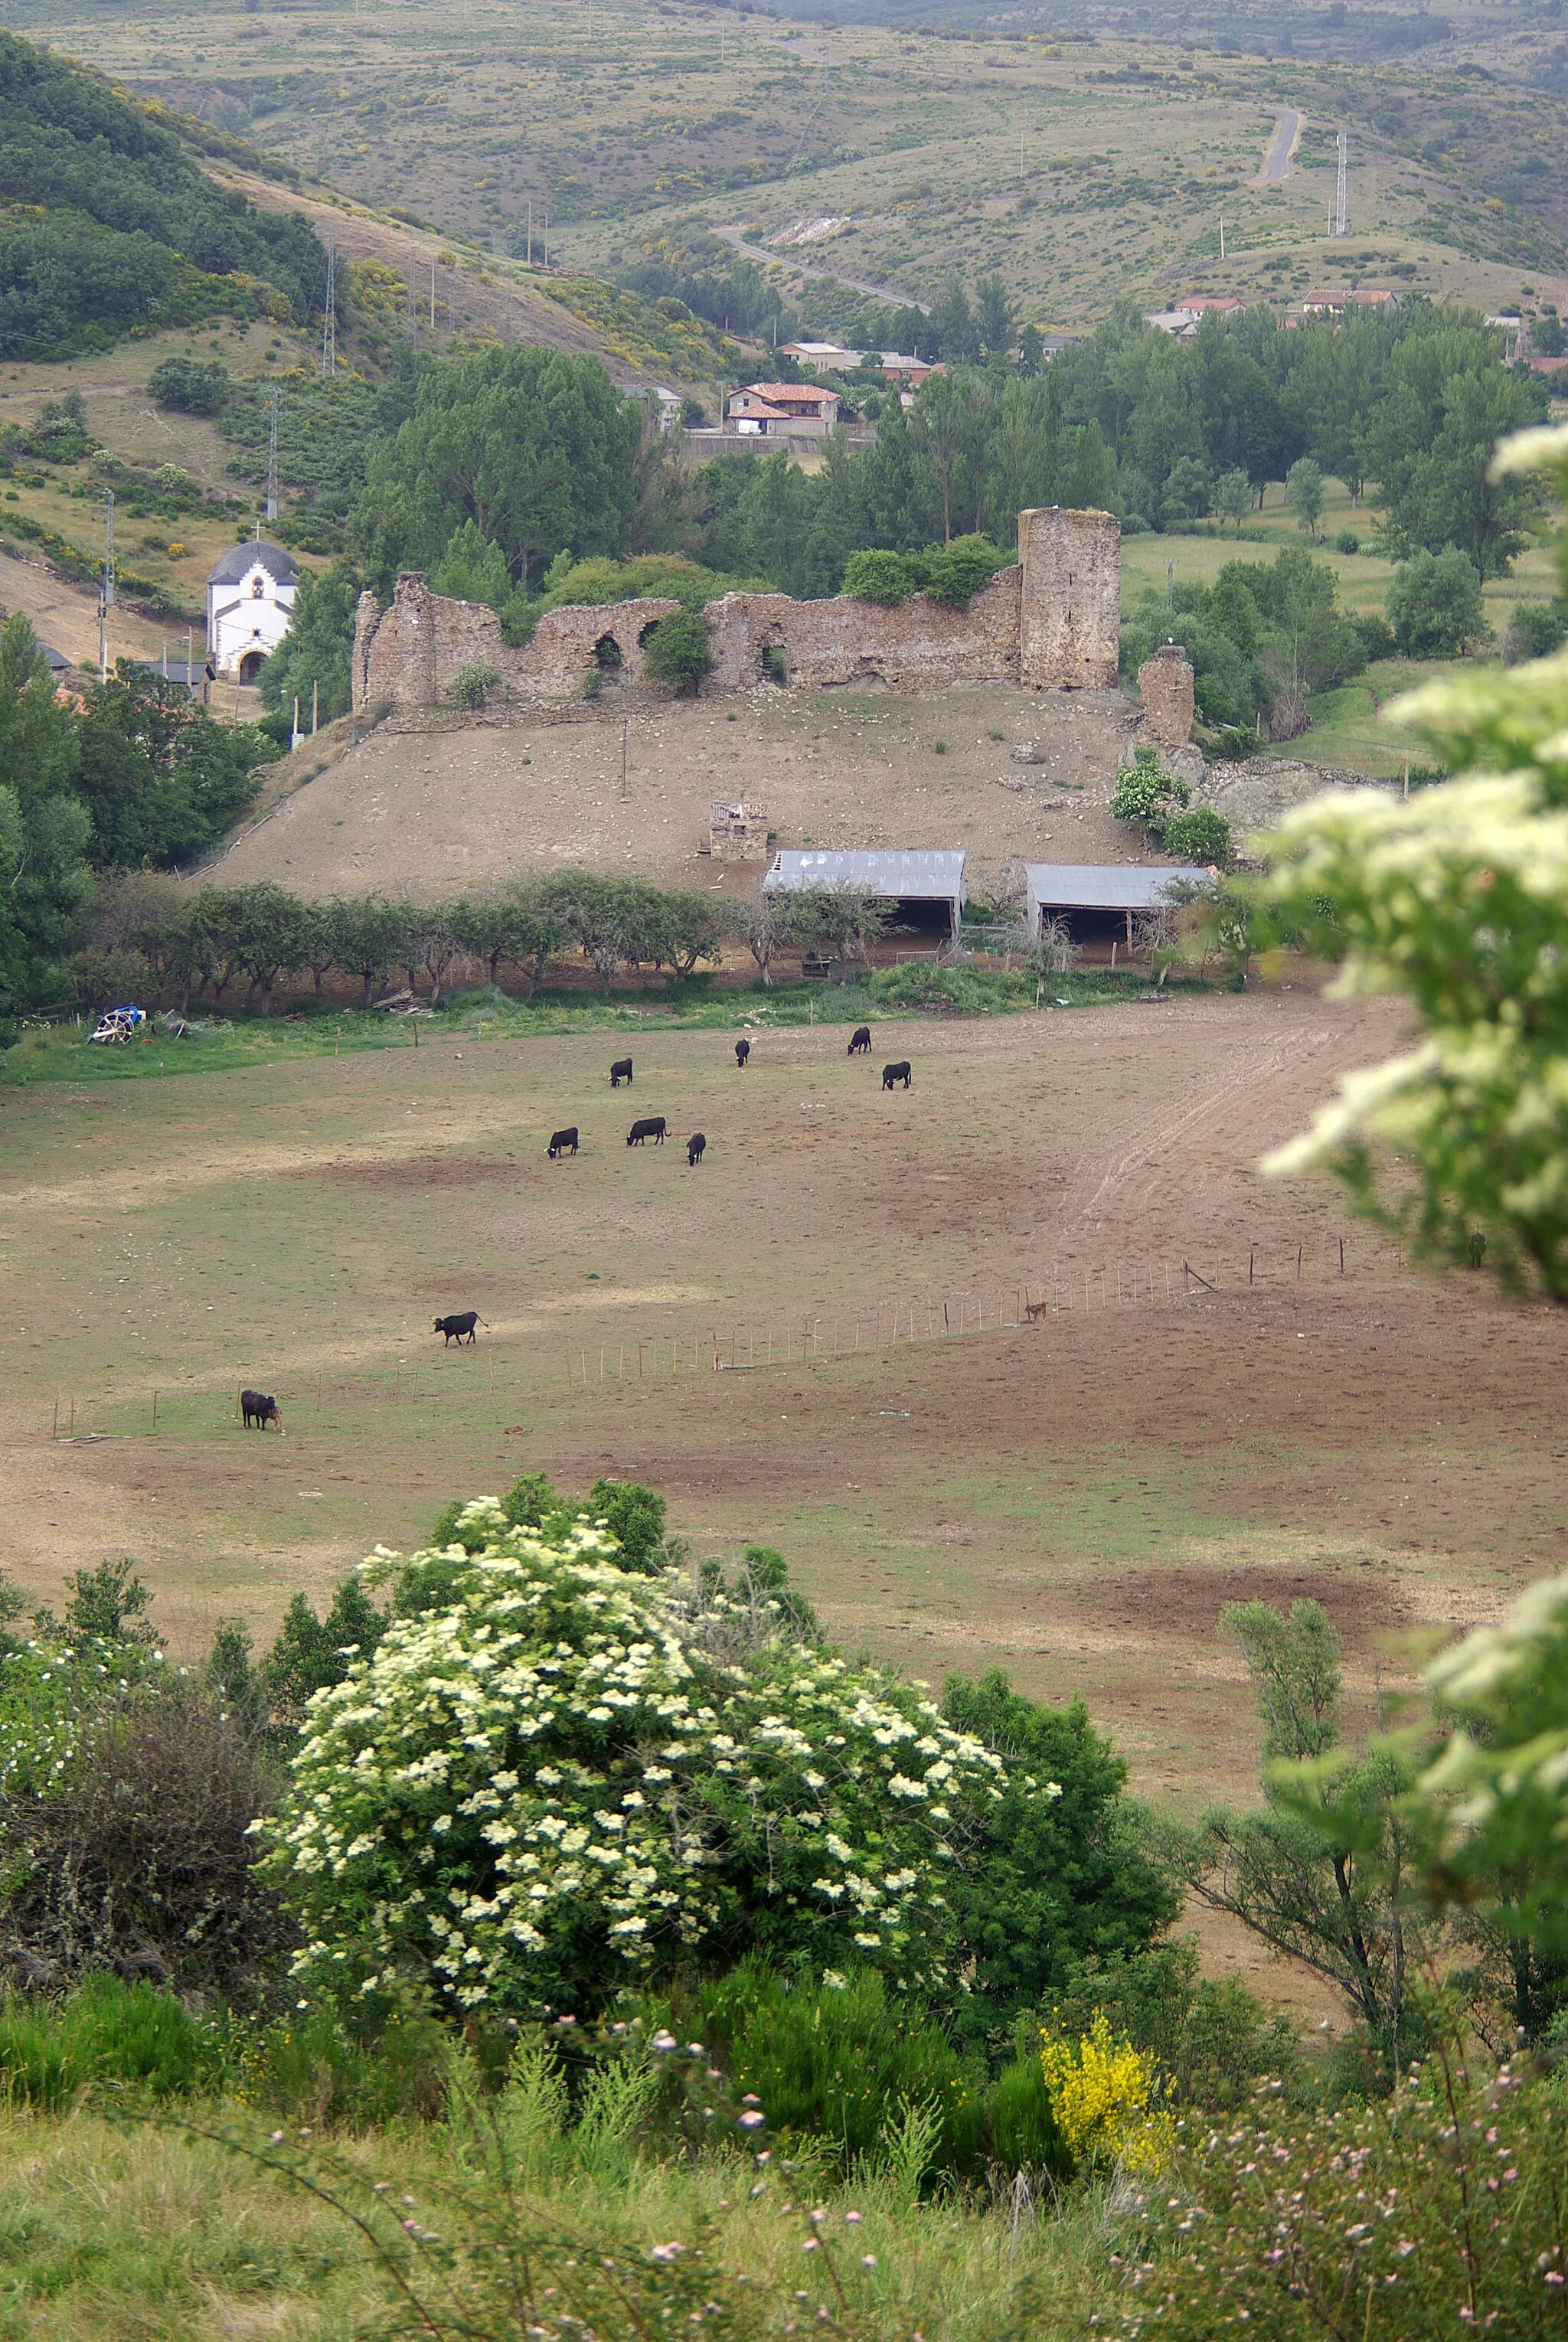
[99,487,114,681]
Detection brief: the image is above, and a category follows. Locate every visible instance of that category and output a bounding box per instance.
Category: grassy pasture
[5,982,1565,1957]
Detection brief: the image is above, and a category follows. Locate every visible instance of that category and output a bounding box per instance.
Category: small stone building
[709,801,771,861]
[207,541,299,684]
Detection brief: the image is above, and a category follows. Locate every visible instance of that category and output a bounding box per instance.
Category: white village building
[206,541,300,684]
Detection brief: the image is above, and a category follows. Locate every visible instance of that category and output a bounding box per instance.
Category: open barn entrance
[593,634,623,675]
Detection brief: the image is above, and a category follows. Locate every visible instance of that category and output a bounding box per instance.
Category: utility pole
[1334,132,1348,237]
[1220,213,1225,260]
[320,236,337,375]
[430,261,436,330]
[528,199,533,267]
[264,385,279,521]
[99,488,115,681]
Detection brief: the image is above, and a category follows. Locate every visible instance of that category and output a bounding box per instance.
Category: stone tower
[1017,506,1121,689]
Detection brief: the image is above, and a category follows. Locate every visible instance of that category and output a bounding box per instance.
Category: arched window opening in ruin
[761,643,787,685]
[637,619,662,650]
[594,634,623,672]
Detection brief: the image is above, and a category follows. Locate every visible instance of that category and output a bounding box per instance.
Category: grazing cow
[627,1116,667,1146]
[240,1389,281,1432]
[848,1026,872,1055]
[547,1127,579,1159]
[881,1061,913,1090]
[735,1037,750,1067]
[434,1310,485,1345]
[688,1132,706,1167]
[609,1057,633,1087]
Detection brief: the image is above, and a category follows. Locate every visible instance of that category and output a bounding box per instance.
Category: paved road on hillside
[1263,108,1302,181]
[712,224,930,315]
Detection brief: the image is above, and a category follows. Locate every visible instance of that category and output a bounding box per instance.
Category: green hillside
[0,31,324,359]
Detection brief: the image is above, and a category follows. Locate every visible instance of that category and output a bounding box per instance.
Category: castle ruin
[350,505,1121,715]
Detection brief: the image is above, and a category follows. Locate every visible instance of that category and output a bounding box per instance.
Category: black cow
[735,1037,750,1067]
[688,1132,706,1166]
[627,1116,667,1146]
[240,1389,281,1432]
[881,1061,913,1090]
[848,1026,872,1055]
[434,1310,485,1344]
[609,1057,633,1087]
[547,1127,579,1158]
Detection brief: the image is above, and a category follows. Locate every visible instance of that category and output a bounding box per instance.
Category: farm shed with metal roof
[764,848,967,942]
[1025,863,1210,951]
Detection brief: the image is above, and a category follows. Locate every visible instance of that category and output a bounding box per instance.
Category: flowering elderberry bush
[259,1505,1031,2018]
[1103,2056,1568,2339]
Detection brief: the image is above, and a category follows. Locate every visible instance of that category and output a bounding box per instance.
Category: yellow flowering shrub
[1040,2011,1174,2177]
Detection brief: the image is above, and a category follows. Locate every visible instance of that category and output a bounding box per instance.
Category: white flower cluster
[0,1634,166,1799]
[262,1506,1019,2015]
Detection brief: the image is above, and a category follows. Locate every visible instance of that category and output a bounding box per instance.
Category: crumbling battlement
[351,507,1119,714]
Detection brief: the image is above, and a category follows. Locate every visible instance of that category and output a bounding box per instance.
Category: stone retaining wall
[351,506,1120,714]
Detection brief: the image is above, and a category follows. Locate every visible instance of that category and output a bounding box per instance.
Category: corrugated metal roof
[1026,863,1210,910]
[765,849,966,900]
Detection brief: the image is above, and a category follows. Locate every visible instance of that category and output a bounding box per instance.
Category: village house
[725,381,841,437]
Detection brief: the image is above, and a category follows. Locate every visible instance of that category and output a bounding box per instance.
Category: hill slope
[22,0,1568,328]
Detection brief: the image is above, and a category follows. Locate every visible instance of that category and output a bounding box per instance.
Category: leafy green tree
[61,1557,159,1645]
[449,661,501,711]
[260,1574,388,1738]
[1017,323,1045,379]
[333,895,415,1007]
[75,665,266,869]
[428,519,514,610]
[1370,312,1546,576]
[642,607,711,696]
[1214,468,1253,534]
[974,272,1017,363]
[586,1478,672,1572]
[350,345,643,590]
[227,880,313,1011]
[259,562,363,730]
[1261,422,1568,1296]
[0,612,90,1006]
[1284,455,1325,543]
[939,1668,1178,2050]
[1171,1600,1429,2081]
[929,277,980,366]
[1160,454,1210,528]
[1386,544,1486,656]
[147,356,230,416]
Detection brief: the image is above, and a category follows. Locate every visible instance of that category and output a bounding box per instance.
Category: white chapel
[205,540,300,683]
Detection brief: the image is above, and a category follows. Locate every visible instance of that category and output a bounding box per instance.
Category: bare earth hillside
[204,682,1380,901]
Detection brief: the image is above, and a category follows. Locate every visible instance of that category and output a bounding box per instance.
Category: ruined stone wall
[350,510,1119,713]
[354,575,508,713]
[1018,507,1121,689]
[705,568,1021,693]
[1138,643,1196,749]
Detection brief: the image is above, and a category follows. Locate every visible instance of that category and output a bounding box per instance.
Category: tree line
[71,869,922,1017]
[0,616,277,1017]
[249,296,1552,735]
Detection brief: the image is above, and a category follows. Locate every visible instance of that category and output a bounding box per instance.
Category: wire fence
[43,1235,1403,1434]
[561,1233,1403,1387]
